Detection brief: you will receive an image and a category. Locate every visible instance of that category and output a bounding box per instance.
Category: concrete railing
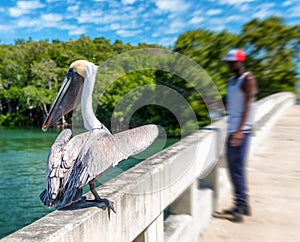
[1,92,295,242]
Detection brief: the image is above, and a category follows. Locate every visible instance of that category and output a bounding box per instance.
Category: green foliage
[238,17,300,98]
[0,17,299,138]
[0,112,33,126]
[175,17,299,100]
[174,29,238,97]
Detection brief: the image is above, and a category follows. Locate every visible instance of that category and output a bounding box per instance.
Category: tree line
[0,17,299,137]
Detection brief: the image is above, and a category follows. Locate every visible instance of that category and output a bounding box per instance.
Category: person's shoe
[241,205,251,216]
[232,207,244,223]
[223,205,251,216]
[223,206,236,214]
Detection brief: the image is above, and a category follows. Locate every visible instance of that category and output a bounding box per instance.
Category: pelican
[40,60,158,217]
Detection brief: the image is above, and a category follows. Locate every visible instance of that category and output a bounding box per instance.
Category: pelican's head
[42,60,92,131]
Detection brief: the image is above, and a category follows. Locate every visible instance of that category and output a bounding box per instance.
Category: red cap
[222,49,246,62]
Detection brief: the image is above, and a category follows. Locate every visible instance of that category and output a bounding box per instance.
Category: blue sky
[0,0,299,46]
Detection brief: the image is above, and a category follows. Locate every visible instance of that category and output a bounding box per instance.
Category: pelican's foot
[98,198,116,219]
[84,198,107,210]
[85,197,116,218]
[89,182,116,218]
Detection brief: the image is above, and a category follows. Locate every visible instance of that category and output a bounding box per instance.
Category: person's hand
[231,130,244,146]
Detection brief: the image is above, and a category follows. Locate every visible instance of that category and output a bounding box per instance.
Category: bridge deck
[200,105,300,242]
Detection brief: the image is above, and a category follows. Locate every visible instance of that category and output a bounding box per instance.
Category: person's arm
[231,73,257,146]
[222,94,227,111]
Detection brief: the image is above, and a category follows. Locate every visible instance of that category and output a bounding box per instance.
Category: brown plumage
[40,60,158,216]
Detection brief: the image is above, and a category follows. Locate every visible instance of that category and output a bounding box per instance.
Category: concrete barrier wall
[1,92,295,242]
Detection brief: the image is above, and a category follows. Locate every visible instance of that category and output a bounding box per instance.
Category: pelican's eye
[66,68,74,79]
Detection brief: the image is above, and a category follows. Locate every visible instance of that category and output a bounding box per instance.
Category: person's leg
[234,132,251,207]
[226,134,240,206]
[226,133,251,221]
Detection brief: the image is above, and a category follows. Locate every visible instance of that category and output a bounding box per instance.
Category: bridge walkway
[200,105,300,242]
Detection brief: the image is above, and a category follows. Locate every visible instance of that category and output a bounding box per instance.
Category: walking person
[222,49,257,222]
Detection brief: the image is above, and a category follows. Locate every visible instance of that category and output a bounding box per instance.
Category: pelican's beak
[42,68,84,131]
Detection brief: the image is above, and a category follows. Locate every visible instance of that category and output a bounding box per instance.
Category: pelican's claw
[97,201,107,210]
[98,198,116,219]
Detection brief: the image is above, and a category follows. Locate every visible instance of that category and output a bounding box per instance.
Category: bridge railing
[1,92,295,242]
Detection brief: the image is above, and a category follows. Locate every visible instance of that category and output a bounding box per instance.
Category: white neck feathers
[81,63,102,130]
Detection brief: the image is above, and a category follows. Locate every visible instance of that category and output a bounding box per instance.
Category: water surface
[0,127,175,238]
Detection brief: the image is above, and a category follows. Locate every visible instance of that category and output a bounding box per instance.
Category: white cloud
[189,16,205,24]
[77,11,104,24]
[107,20,140,32]
[122,0,136,4]
[41,13,62,22]
[219,0,255,5]
[206,9,222,16]
[157,36,177,47]
[207,17,223,25]
[110,23,121,30]
[282,1,293,7]
[16,17,39,28]
[9,0,45,17]
[76,7,141,26]
[257,3,275,9]
[15,14,63,29]
[203,17,227,32]
[289,5,300,17]
[166,20,187,34]
[282,0,300,6]
[116,29,142,37]
[0,24,15,32]
[192,9,203,16]
[239,3,250,12]
[152,19,187,39]
[67,5,80,12]
[155,0,191,13]
[59,23,87,35]
[66,0,78,3]
[68,26,87,36]
[213,25,226,32]
[40,14,63,27]
[217,0,253,12]
[224,15,244,23]
[253,9,271,19]
[253,3,276,19]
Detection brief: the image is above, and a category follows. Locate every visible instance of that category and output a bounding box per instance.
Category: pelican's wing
[111,124,159,165]
[53,125,158,208]
[40,129,72,207]
[40,129,92,207]
[82,124,159,185]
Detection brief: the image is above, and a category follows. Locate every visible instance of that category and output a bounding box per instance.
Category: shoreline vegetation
[0,17,299,137]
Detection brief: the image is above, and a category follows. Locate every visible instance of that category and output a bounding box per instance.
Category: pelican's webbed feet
[98,198,116,219]
[86,197,116,219]
[89,182,116,219]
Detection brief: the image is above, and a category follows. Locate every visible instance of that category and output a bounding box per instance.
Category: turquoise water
[0,128,58,238]
[0,127,175,239]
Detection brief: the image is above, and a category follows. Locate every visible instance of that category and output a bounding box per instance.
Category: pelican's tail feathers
[39,189,52,207]
[54,187,83,209]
